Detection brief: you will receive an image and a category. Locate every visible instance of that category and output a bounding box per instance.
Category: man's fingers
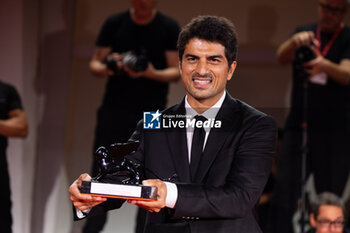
[293,31,315,48]
[69,173,107,211]
[71,194,107,211]
[76,173,92,187]
[128,200,161,213]
[108,52,123,61]
[69,181,82,198]
[142,179,167,201]
[79,173,92,181]
[123,66,141,78]
[74,201,104,211]
[128,179,167,213]
[69,173,90,197]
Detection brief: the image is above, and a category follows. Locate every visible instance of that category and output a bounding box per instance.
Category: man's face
[318,0,347,33]
[179,38,236,106]
[131,0,156,16]
[310,205,344,233]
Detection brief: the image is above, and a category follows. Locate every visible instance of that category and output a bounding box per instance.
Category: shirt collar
[185,91,226,120]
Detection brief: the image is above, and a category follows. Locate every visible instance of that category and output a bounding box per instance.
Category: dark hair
[177,15,238,66]
[310,192,345,218]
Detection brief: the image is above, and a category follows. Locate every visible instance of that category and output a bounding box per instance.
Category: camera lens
[295,45,315,63]
[123,52,148,72]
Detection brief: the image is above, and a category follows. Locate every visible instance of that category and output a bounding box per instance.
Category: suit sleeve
[173,115,277,219]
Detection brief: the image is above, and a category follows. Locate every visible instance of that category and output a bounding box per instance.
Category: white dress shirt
[164,91,226,208]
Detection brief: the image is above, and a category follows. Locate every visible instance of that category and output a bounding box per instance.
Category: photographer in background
[271,0,350,232]
[0,80,28,233]
[308,192,349,233]
[85,0,180,232]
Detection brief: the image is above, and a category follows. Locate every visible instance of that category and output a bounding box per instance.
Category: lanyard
[316,23,343,57]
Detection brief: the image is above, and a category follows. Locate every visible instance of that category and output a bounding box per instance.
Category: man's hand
[0,109,28,138]
[69,173,107,211]
[90,47,121,77]
[291,31,318,48]
[123,62,156,79]
[277,31,320,64]
[128,179,167,213]
[303,46,326,77]
[304,56,326,77]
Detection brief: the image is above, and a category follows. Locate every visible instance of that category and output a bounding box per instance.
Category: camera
[294,45,315,77]
[294,45,315,63]
[105,51,148,73]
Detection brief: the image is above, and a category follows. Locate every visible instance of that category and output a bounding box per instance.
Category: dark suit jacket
[86,93,277,233]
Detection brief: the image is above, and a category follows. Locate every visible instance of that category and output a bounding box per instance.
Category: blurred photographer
[308,192,349,233]
[85,1,180,233]
[0,80,28,233]
[271,0,350,232]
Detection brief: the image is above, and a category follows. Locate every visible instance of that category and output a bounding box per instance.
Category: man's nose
[195,60,208,75]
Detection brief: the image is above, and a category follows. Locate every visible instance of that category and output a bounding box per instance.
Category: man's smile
[192,73,214,88]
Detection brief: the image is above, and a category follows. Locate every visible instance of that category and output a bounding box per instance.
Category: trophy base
[80,181,157,201]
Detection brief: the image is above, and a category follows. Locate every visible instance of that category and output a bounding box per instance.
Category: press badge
[309,72,327,85]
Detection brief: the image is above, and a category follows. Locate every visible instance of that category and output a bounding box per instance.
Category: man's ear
[178,59,182,75]
[310,213,317,228]
[227,61,237,81]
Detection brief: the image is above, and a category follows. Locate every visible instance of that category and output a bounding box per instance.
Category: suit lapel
[194,93,242,183]
[166,99,192,183]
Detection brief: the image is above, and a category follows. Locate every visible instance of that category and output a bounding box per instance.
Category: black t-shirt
[286,23,350,131]
[306,227,350,233]
[96,11,180,112]
[0,81,23,152]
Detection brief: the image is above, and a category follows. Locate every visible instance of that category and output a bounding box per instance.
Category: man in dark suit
[69,15,278,233]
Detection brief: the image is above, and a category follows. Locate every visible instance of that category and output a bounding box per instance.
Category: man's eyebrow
[208,55,224,60]
[184,54,225,59]
[184,53,199,58]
